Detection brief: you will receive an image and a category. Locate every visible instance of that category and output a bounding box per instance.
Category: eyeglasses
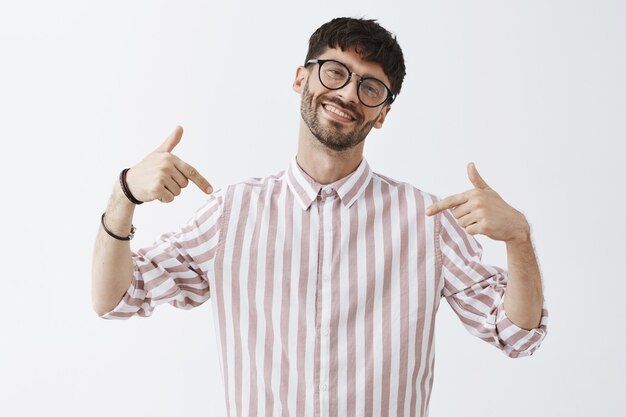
[305,59,395,108]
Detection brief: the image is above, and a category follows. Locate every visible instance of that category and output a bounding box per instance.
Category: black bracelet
[101,212,135,241]
[119,168,144,205]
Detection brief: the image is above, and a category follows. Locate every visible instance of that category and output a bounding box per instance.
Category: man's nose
[336,76,360,104]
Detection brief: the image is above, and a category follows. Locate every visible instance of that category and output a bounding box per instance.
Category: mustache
[317,96,363,122]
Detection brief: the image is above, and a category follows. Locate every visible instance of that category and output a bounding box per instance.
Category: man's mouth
[322,103,356,122]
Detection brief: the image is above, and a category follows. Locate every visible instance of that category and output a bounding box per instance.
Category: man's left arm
[426,162,545,330]
[503,226,544,330]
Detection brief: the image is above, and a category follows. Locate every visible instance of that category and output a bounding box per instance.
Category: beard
[300,77,379,152]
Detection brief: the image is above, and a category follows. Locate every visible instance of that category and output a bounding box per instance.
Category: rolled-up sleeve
[436,208,548,358]
[99,188,226,320]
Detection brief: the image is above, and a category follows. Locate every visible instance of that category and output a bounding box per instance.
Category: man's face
[294,47,392,152]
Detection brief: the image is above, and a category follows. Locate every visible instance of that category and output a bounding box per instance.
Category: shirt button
[319,383,328,391]
[323,274,330,281]
[324,187,334,195]
[321,327,329,336]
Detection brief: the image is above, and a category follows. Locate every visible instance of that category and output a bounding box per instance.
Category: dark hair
[305,17,406,99]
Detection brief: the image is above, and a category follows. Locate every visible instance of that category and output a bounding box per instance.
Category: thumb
[155,125,183,153]
[467,162,490,190]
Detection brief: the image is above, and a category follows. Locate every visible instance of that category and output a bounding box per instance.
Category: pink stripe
[287,158,318,209]
[380,181,392,417]
[440,241,492,288]
[263,183,282,417]
[395,185,409,417]
[346,198,359,417]
[451,292,499,318]
[363,182,376,417]
[295,204,312,417]
[314,196,323,416]
[213,185,234,417]
[420,196,440,414]
[246,187,268,416]
[279,190,295,417]
[341,161,370,206]
[410,189,428,417]
[230,186,253,417]
[441,209,481,257]
[422,194,438,416]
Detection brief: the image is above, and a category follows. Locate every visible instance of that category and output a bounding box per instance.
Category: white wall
[1,1,624,416]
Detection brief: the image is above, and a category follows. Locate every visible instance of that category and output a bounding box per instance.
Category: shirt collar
[285,155,373,210]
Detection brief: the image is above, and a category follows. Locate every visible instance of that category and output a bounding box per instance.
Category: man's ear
[374,105,392,129]
[293,66,308,93]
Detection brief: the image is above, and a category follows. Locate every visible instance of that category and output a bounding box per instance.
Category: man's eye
[362,84,381,97]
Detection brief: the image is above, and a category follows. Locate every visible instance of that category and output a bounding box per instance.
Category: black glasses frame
[305,59,395,107]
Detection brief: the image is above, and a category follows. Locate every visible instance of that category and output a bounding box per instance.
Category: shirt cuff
[98,264,146,320]
[495,300,548,358]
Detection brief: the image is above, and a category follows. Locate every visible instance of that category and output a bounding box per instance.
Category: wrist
[112,180,137,211]
[102,181,137,236]
[506,212,531,244]
[119,168,144,205]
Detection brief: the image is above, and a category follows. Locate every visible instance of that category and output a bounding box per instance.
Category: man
[92,17,547,417]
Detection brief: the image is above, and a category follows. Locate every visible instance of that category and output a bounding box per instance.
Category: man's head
[305,17,406,98]
[293,17,406,152]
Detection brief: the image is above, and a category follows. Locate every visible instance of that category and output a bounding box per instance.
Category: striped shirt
[101,157,548,417]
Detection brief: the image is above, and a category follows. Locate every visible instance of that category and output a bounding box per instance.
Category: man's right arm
[91,184,137,316]
[91,126,213,316]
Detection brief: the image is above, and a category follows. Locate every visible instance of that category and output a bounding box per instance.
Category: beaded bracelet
[119,168,144,205]
[101,212,135,241]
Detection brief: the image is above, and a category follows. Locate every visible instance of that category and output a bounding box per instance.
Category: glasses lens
[319,61,349,89]
[359,79,388,107]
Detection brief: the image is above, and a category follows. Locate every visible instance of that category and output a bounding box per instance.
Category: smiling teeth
[325,105,353,120]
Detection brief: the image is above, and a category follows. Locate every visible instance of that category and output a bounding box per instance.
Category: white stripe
[319,196,334,416]
[455,281,501,316]
[238,188,257,417]
[210,287,227,411]
[446,296,493,337]
[292,162,316,204]
[305,201,320,417]
[185,230,219,257]
[440,247,490,293]
[223,184,245,414]
[440,212,477,258]
[337,159,364,196]
[403,185,418,417]
[202,192,226,393]
[337,197,350,417]
[354,195,367,417]
[420,192,438,408]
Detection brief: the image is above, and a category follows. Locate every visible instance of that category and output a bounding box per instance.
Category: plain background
[1,1,624,416]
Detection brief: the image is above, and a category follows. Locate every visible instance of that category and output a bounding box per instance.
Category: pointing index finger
[173,157,213,194]
[425,192,468,216]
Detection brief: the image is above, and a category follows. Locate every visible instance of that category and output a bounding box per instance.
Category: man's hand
[125,126,213,203]
[425,162,529,243]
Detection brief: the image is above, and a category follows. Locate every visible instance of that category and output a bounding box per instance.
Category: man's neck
[296,122,364,185]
